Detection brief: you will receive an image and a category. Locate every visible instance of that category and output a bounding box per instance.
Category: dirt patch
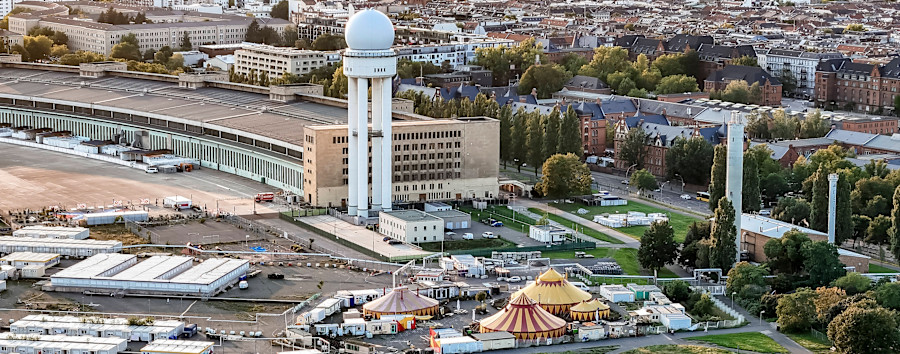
[208,301,294,320]
[17,289,92,312]
[89,224,148,245]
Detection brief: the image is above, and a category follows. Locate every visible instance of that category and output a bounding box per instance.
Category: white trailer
[163,196,192,210]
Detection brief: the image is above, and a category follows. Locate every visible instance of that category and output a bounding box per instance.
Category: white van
[462,233,474,240]
[145,166,158,174]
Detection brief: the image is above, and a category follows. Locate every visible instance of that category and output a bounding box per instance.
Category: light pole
[759,310,765,326]
[731,291,736,308]
[675,174,685,192]
[624,164,637,189]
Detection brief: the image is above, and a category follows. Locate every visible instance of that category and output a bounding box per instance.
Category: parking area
[146,220,275,246]
[449,221,543,247]
[0,143,282,215]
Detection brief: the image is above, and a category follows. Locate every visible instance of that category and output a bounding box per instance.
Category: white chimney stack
[828,173,839,244]
[725,110,744,264]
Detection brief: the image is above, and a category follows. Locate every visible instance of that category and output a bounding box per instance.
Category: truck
[163,196,192,210]
[254,192,275,203]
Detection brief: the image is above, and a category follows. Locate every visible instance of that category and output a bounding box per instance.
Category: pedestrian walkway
[517,199,639,248]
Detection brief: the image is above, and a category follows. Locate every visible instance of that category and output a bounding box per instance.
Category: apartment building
[302,117,499,207]
[757,49,843,99]
[815,58,900,115]
[234,44,327,80]
[834,116,899,135]
[7,3,291,54]
[394,38,514,69]
[704,65,783,106]
[613,115,723,177]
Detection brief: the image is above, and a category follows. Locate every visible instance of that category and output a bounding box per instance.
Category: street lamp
[731,291,736,308]
[759,310,765,326]
[674,174,685,192]
[625,164,638,180]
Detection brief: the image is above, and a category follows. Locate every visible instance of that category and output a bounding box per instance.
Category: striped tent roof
[479,293,567,339]
[363,287,439,316]
[570,299,610,313]
[512,268,591,307]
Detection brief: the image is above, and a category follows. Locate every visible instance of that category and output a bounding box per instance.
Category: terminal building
[49,254,249,296]
[0,236,122,257]
[11,315,185,342]
[0,61,500,208]
[12,226,90,240]
[0,332,127,354]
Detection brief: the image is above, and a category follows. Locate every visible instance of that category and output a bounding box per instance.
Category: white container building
[83,210,149,225]
[164,196,193,210]
[0,252,61,269]
[0,236,122,257]
[0,332,127,354]
[598,285,636,303]
[51,255,249,296]
[140,339,214,354]
[528,225,571,243]
[13,226,90,240]
[11,315,185,342]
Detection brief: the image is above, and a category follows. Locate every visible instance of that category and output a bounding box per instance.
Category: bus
[696,191,710,202]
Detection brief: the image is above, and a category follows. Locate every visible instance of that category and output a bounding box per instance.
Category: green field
[689,332,787,353]
[541,247,678,278]
[867,263,898,273]
[528,207,623,244]
[554,200,701,243]
[785,332,832,353]
[458,205,536,233]
[623,345,731,354]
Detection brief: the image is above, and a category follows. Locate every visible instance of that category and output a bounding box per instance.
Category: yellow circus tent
[569,299,610,321]
[363,287,439,319]
[479,293,567,340]
[512,268,591,315]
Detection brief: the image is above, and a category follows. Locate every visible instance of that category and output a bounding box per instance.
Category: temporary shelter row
[11,315,185,342]
[0,332,127,354]
[81,210,149,226]
[43,136,90,149]
[12,225,90,240]
[139,339,214,354]
[0,236,122,257]
[0,251,61,270]
[592,212,668,228]
[74,140,115,154]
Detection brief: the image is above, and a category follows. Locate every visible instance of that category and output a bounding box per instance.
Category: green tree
[835,172,853,244]
[764,229,810,274]
[745,110,771,139]
[895,96,900,116]
[655,74,698,94]
[679,221,711,267]
[518,64,571,99]
[665,137,713,185]
[851,214,871,246]
[560,52,588,76]
[282,26,299,47]
[650,53,688,77]
[800,109,830,138]
[630,169,657,192]
[693,293,715,317]
[777,287,817,333]
[558,105,581,157]
[875,282,900,310]
[761,172,790,204]
[828,305,900,354]
[804,241,846,287]
[58,50,106,66]
[326,65,347,98]
[619,128,648,170]
[49,44,68,58]
[473,38,543,86]
[778,68,798,95]
[615,77,636,95]
[851,177,895,217]
[578,46,631,82]
[844,24,866,32]
[510,109,528,170]
[771,108,799,139]
[166,53,184,71]
[809,168,830,232]
[271,0,289,20]
[525,111,544,175]
[864,160,890,179]
[396,59,441,79]
[833,272,870,295]
[708,145,727,212]
[498,105,513,166]
[110,33,141,61]
[538,153,591,198]
[710,197,737,272]
[868,215,892,246]
[154,46,173,65]
[663,280,692,303]
[15,35,53,62]
[638,221,678,276]
[179,32,192,51]
[890,186,900,262]
[714,80,751,104]
[542,108,561,160]
[814,287,847,324]
[726,262,768,300]
[743,153,761,213]
[245,20,263,43]
[732,56,758,67]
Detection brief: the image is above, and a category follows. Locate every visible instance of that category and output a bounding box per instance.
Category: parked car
[490,220,503,227]
[621,180,628,184]
[680,194,692,200]
[482,232,496,239]
[759,209,772,216]
[267,273,284,279]
[388,240,403,245]
[507,276,522,283]
[239,280,249,289]
[383,237,391,242]
[445,231,456,237]
[462,233,474,240]
[145,166,158,174]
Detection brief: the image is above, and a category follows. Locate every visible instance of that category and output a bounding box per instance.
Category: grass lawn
[689,332,787,353]
[623,345,731,354]
[528,207,623,244]
[785,332,832,353]
[541,247,679,278]
[418,237,515,252]
[554,200,700,243]
[867,263,898,273]
[560,346,620,354]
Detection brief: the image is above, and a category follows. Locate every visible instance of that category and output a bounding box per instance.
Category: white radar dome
[344,10,395,51]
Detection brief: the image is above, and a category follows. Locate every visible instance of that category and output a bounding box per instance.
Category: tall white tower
[725,110,744,265]
[343,10,396,219]
[827,173,839,244]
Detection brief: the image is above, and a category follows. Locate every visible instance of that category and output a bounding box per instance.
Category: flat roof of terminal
[109,255,192,281]
[0,252,60,262]
[0,236,122,248]
[0,68,348,146]
[381,209,442,222]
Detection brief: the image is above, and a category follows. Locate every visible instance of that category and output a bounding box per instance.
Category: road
[589,170,710,217]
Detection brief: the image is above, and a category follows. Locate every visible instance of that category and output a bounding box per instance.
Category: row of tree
[97,7,150,25]
[746,108,831,140]
[245,20,299,47]
[577,46,701,97]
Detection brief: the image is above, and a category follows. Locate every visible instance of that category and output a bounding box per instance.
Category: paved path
[517,198,639,248]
